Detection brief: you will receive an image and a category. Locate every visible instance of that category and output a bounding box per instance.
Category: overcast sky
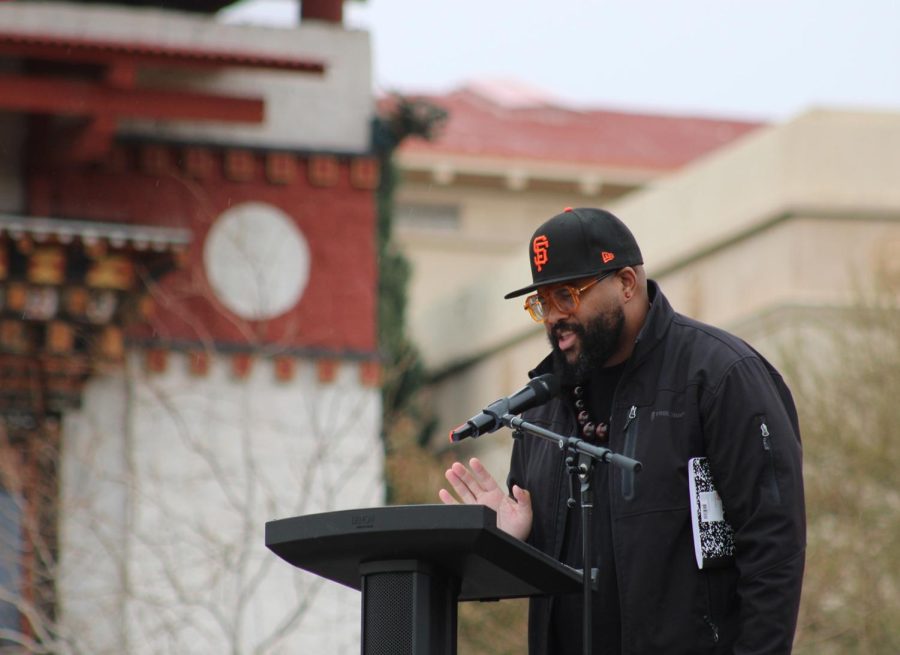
[222,0,900,121]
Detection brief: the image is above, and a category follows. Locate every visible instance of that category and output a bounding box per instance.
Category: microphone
[449,373,559,442]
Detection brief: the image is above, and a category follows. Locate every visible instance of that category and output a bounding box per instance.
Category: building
[388,82,763,469]
[0,1,380,652]
[409,103,900,476]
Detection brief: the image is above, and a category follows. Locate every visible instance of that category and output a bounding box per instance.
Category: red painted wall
[28,144,379,355]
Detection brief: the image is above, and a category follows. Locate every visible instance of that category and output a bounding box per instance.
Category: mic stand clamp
[502,413,642,655]
[480,397,512,435]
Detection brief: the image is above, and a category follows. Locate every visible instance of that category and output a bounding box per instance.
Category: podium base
[361,560,458,655]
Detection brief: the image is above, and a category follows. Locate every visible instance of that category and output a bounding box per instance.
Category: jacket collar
[631,279,674,366]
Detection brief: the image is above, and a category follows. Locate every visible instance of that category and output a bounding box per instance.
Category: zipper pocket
[704,614,720,644]
[703,572,720,645]
[759,415,782,504]
[621,405,638,500]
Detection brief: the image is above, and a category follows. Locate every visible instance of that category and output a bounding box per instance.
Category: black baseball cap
[504,207,643,299]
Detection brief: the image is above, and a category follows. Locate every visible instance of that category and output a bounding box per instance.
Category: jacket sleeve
[701,356,806,655]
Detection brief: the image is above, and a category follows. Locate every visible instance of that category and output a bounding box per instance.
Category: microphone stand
[500,413,642,655]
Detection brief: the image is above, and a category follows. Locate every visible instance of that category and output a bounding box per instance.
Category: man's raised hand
[438,457,533,541]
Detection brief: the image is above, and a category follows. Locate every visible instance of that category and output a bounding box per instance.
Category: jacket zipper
[703,570,721,645]
[704,614,720,644]
[623,405,637,432]
[621,405,638,500]
[759,415,782,504]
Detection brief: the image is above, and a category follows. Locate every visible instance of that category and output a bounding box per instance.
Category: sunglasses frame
[523,270,617,322]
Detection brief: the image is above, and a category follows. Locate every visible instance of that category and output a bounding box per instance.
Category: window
[394,203,461,232]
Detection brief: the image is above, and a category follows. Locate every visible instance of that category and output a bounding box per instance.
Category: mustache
[550,321,585,345]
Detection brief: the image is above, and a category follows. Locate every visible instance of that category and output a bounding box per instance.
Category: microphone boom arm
[504,414,642,473]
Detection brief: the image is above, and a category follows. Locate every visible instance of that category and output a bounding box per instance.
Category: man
[439,208,805,654]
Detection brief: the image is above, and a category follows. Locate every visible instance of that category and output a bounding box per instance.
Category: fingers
[439,461,533,541]
[511,484,532,509]
[468,457,500,491]
[438,488,458,505]
[502,485,534,541]
[440,458,501,507]
[444,462,479,503]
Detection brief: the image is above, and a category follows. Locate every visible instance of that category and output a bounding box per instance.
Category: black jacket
[509,281,805,655]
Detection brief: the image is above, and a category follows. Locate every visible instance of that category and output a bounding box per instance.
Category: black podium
[266,504,581,655]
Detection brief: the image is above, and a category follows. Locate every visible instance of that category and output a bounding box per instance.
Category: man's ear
[618,267,638,301]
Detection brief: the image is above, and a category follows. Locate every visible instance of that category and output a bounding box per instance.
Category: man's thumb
[512,485,531,507]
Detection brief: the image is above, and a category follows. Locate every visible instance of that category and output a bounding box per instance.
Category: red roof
[390,84,763,171]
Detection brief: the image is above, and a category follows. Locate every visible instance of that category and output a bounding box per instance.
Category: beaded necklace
[572,384,609,442]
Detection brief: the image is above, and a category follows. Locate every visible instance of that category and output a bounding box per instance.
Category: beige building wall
[410,109,900,469]
[659,214,900,330]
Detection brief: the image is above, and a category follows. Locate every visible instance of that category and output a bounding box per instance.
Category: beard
[549,304,625,385]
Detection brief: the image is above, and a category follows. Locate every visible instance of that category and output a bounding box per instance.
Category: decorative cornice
[134,349,382,387]
[0,214,191,251]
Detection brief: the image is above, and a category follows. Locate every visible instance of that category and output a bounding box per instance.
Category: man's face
[544,277,625,384]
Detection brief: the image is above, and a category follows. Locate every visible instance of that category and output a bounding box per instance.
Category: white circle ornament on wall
[203,202,311,320]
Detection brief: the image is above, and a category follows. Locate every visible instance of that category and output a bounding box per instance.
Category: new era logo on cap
[602,251,615,264]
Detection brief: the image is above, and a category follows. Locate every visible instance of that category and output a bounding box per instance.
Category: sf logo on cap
[532,235,549,271]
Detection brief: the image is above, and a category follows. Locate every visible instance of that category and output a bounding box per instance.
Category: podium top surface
[265,504,582,601]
